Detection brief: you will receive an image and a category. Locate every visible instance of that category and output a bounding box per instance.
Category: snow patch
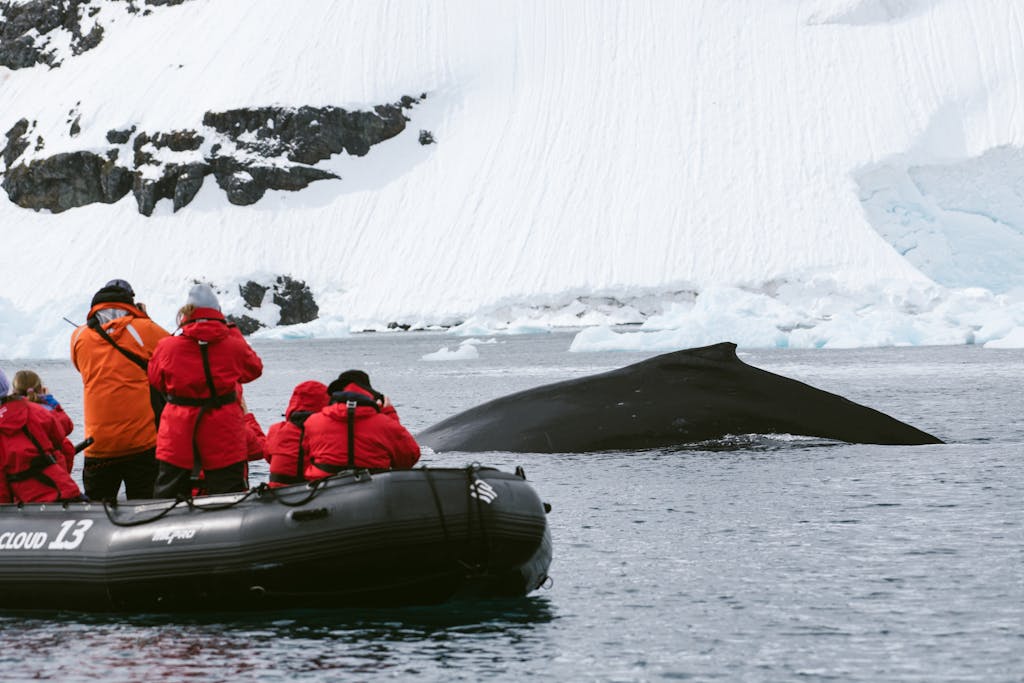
[805,0,944,25]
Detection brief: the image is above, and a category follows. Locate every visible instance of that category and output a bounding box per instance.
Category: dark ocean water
[1,332,1021,682]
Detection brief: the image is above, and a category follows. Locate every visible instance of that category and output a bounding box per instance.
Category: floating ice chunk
[421,344,481,361]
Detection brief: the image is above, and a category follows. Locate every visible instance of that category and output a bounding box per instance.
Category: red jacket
[0,397,81,504]
[148,308,263,472]
[243,412,267,462]
[303,384,420,477]
[37,402,74,471]
[266,381,328,487]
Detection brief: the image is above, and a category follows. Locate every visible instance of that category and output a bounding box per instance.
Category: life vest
[267,410,315,486]
[307,391,380,475]
[162,337,237,485]
[5,425,80,503]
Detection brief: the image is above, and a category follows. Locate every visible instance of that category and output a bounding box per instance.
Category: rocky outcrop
[208,156,337,207]
[2,99,423,215]
[3,119,31,169]
[2,151,132,212]
[203,103,410,165]
[0,0,192,70]
[272,275,319,325]
[226,276,319,335]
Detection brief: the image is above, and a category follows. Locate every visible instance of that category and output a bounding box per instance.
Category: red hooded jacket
[303,383,420,477]
[0,397,81,504]
[148,308,263,472]
[265,381,329,487]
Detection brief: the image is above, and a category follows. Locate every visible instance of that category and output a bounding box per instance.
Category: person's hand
[239,396,249,413]
[378,395,392,409]
[137,302,147,312]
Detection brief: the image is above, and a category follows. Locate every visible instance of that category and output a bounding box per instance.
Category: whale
[417,342,943,452]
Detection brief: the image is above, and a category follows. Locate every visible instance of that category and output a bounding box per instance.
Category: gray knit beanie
[186,283,221,311]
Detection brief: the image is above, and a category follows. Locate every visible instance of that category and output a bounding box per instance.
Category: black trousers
[82,448,158,502]
[153,460,247,499]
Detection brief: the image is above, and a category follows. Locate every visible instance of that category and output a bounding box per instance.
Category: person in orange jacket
[0,368,82,504]
[148,284,263,499]
[303,370,420,479]
[265,380,329,488]
[70,279,170,501]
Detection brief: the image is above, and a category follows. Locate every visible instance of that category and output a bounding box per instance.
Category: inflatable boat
[0,466,552,612]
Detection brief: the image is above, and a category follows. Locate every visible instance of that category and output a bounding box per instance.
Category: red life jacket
[0,398,81,504]
[266,381,329,487]
[148,308,263,476]
[303,384,421,478]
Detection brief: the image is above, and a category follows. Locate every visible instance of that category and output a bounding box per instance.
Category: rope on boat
[463,463,493,576]
[423,467,452,544]
[254,477,334,507]
[103,497,188,527]
[101,470,367,526]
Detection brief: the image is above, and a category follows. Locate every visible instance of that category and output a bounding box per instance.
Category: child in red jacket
[0,368,82,504]
[11,369,75,471]
[265,380,329,487]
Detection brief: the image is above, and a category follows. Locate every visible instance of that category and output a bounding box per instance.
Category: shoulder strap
[88,316,148,372]
[288,411,315,480]
[20,425,55,458]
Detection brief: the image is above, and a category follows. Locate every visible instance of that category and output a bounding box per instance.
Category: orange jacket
[70,302,170,458]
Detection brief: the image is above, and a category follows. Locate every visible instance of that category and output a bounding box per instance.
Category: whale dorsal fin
[682,341,738,362]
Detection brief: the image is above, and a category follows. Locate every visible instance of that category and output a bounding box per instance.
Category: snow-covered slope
[2,0,1023,357]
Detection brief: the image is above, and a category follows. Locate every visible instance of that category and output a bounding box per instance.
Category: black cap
[327,369,372,395]
[91,284,134,307]
[104,279,135,297]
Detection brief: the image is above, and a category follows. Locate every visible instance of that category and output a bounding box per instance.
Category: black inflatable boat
[0,466,552,612]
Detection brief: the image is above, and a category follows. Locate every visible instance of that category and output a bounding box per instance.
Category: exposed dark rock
[273,276,318,325]
[202,101,413,165]
[226,314,263,336]
[0,0,194,70]
[3,119,31,168]
[132,161,209,215]
[387,322,412,331]
[73,22,103,55]
[151,129,204,152]
[2,151,132,213]
[106,126,136,144]
[208,157,263,206]
[172,163,207,211]
[69,115,81,137]
[239,281,269,309]
[132,132,154,167]
[419,130,435,145]
[210,156,336,206]
[227,276,319,334]
[0,0,74,69]
[3,100,417,214]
